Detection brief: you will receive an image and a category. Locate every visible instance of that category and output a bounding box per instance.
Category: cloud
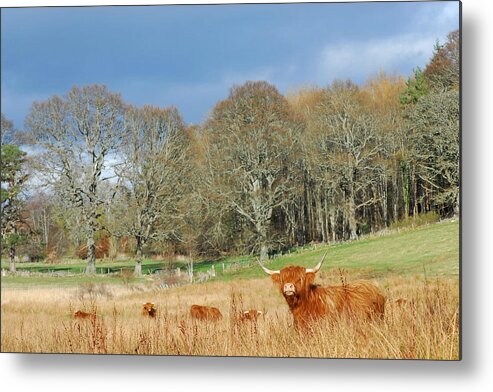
[317,33,435,83]
[316,1,459,85]
[416,1,459,33]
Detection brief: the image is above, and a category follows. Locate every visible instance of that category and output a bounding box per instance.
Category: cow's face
[271,266,317,303]
[241,309,264,321]
[257,252,327,306]
[143,302,155,314]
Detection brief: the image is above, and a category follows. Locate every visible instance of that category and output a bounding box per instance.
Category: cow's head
[241,309,264,321]
[142,302,156,315]
[258,252,327,306]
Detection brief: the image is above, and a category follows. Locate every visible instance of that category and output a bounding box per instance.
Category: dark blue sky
[1,1,460,128]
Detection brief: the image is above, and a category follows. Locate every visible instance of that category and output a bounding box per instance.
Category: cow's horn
[306,251,328,274]
[257,258,280,275]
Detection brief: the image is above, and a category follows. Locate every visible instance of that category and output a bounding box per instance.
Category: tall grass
[1,274,459,359]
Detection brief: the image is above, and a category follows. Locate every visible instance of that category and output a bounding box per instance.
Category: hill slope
[0,220,459,287]
[222,219,459,281]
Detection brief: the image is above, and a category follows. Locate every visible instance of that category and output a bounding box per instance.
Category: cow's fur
[73,310,96,320]
[269,265,385,328]
[240,309,264,322]
[142,302,157,318]
[190,304,222,321]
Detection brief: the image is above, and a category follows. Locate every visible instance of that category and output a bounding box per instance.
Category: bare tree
[25,85,125,274]
[203,81,299,259]
[1,113,15,144]
[313,81,385,240]
[113,105,189,276]
[409,90,460,216]
[26,191,51,252]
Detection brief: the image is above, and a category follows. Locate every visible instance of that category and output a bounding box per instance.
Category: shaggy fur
[190,304,222,321]
[142,302,157,318]
[73,310,96,320]
[271,266,385,328]
[240,309,264,322]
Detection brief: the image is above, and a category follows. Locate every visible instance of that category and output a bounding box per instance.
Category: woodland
[0,30,459,275]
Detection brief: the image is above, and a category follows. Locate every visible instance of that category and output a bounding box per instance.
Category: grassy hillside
[1,220,459,287]
[223,219,459,280]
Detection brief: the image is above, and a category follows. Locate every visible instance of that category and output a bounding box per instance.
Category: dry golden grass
[0,273,459,359]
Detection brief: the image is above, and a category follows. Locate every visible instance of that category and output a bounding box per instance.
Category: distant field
[1,220,460,359]
[1,220,459,288]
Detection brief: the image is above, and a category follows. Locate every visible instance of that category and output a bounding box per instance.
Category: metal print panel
[0,0,461,359]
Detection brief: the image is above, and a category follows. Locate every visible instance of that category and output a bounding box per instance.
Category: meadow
[1,220,460,359]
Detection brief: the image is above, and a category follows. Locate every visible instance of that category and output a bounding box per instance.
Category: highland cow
[73,310,96,320]
[258,252,385,328]
[190,304,222,321]
[142,302,157,318]
[240,309,264,322]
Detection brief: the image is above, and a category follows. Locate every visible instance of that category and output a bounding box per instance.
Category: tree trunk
[412,166,418,217]
[134,237,143,276]
[425,187,430,212]
[347,190,358,240]
[347,207,358,240]
[402,163,410,218]
[315,191,324,242]
[382,176,388,227]
[255,219,269,261]
[260,242,269,261]
[9,247,16,273]
[187,254,194,283]
[43,208,49,251]
[329,212,336,243]
[85,236,96,275]
[323,194,329,243]
[134,261,142,277]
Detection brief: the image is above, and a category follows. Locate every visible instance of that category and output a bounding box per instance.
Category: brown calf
[73,310,96,320]
[142,302,157,318]
[240,309,264,322]
[190,304,222,321]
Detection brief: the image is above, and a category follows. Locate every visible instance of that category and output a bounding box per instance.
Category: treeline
[1,30,459,274]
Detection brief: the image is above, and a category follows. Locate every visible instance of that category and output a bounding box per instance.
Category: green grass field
[223,219,459,280]
[1,219,459,288]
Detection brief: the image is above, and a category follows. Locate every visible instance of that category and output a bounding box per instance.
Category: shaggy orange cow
[142,302,157,318]
[258,252,385,328]
[190,305,222,321]
[73,310,96,320]
[240,309,264,322]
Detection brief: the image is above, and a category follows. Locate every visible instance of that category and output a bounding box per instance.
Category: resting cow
[142,302,157,318]
[258,252,385,328]
[73,310,96,320]
[190,304,222,321]
[240,309,264,322]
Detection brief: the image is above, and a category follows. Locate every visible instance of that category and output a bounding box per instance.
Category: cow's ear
[271,273,281,284]
[305,272,316,285]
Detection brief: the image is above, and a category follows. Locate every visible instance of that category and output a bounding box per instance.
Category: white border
[1,0,492,391]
